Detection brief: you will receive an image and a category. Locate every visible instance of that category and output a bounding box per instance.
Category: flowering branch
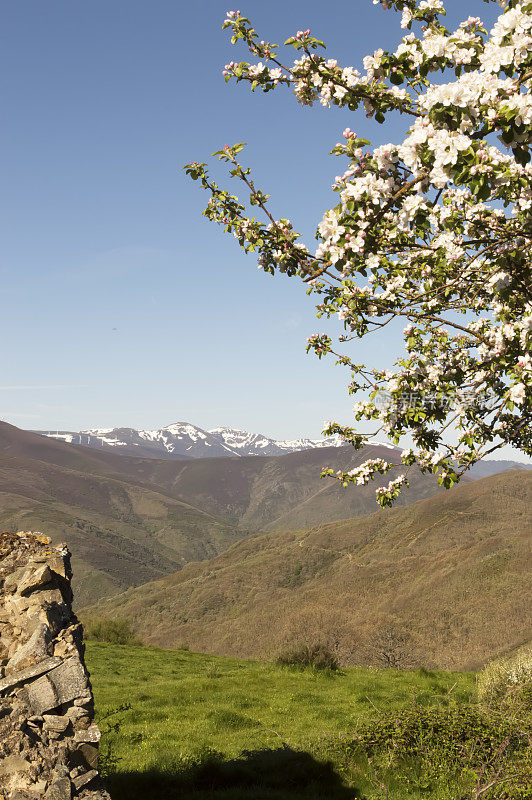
[186,0,532,507]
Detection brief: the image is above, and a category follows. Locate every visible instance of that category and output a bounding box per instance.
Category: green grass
[86,641,475,799]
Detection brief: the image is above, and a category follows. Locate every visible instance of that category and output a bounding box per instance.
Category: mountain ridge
[34,422,371,459]
[33,423,531,475]
[1,420,529,613]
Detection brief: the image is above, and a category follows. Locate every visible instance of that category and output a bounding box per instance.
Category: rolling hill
[1,420,528,632]
[3,421,441,532]
[89,471,532,671]
[61,436,449,531]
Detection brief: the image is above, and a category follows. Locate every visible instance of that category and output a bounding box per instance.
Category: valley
[88,470,532,671]
[0,421,446,604]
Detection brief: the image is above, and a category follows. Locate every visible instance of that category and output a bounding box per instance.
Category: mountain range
[0,419,529,607]
[1,419,530,669]
[34,423,532,478]
[0,421,442,605]
[35,422,347,459]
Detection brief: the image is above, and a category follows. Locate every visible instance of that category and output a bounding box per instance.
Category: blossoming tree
[186,0,532,507]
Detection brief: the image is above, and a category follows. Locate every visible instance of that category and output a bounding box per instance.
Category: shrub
[84,616,142,646]
[330,701,532,799]
[96,702,132,778]
[351,703,526,764]
[478,646,532,711]
[276,642,339,671]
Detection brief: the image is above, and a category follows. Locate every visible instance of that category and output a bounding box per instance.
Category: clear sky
[4,0,525,459]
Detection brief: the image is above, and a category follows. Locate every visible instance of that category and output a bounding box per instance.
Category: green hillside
[90,471,532,671]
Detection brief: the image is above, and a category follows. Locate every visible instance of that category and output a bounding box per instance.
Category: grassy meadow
[86,641,492,800]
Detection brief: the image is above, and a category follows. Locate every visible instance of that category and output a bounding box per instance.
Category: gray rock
[72,769,98,790]
[6,594,31,615]
[0,754,31,776]
[73,694,92,707]
[18,565,53,596]
[47,556,68,580]
[22,656,88,714]
[29,588,65,608]
[23,674,59,715]
[65,706,87,722]
[43,775,72,800]
[3,567,28,593]
[0,656,61,693]
[48,656,88,705]
[6,624,52,673]
[43,714,71,733]
[74,725,101,743]
[76,743,99,770]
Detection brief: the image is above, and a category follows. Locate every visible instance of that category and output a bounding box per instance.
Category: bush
[329,701,532,799]
[478,646,532,711]
[276,642,339,671]
[351,703,526,764]
[84,617,142,646]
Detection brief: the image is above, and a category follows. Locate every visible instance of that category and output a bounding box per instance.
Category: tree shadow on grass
[106,746,365,800]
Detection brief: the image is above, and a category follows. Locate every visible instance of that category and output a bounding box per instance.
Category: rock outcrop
[0,531,110,799]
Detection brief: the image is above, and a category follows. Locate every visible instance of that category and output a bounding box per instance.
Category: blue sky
[4,0,523,457]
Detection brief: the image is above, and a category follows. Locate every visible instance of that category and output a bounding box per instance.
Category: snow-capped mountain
[207,427,347,457]
[35,422,349,460]
[31,423,531,474]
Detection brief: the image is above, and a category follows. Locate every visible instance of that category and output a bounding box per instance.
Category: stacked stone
[0,531,110,800]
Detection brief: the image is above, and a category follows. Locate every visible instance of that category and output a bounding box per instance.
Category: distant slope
[90,471,532,671]
[0,422,435,605]
[95,443,449,531]
[1,420,525,620]
[467,459,532,479]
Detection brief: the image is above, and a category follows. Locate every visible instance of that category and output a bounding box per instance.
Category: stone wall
[0,531,110,799]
